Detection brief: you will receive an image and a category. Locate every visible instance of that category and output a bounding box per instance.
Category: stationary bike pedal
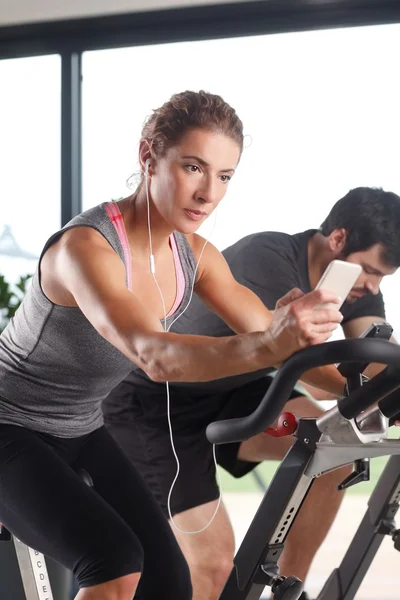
[271,575,303,600]
[338,458,370,491]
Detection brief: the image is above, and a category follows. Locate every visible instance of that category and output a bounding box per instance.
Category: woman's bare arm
[55,228,342,384]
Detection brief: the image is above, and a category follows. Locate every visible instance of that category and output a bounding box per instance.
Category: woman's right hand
[263,287,343,363]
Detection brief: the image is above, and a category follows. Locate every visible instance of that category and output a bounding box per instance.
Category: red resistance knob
[264,412,298,437]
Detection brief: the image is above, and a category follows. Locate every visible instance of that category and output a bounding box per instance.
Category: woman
[0,90,342,600]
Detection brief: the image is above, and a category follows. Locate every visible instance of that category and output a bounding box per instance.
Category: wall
[0,0,254,26]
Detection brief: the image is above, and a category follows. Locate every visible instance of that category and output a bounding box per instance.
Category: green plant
[0,274,32,332]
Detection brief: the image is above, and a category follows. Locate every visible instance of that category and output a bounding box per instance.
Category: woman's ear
[138,140,152,175]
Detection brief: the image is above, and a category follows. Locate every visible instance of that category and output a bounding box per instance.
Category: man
[103,187,400,600]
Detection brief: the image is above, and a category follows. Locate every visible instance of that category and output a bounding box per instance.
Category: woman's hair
[141,90,244,158]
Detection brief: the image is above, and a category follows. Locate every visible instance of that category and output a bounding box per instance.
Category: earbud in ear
[145,159,151,176]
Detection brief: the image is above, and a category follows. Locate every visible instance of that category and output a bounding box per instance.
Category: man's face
[342,244,397,303]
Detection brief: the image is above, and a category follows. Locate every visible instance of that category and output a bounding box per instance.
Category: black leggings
[0,424,191,598]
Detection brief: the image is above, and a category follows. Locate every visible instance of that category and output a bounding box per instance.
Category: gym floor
[227,493,397,600]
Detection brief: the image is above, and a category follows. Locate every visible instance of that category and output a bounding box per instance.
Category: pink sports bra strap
[167,233,186,318]
[105,202,132,291]
[105,202,186,317]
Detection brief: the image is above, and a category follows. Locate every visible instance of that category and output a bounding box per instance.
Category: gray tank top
[0,203,197,437]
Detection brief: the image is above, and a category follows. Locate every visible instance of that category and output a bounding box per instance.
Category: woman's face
[149,127,241,234]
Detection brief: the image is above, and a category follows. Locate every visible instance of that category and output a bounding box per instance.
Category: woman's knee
[75,530,144,589]
[77,573,141,600]
[140,544,192,600]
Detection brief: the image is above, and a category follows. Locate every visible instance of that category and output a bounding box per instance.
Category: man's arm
[299,380,340,401]
[299,366,345,398]
[342,316,398,378]
[300,316,398,401]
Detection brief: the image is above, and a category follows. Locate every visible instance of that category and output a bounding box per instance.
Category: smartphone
[314,259,362,310]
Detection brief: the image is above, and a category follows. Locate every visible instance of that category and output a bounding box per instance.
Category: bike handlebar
[206,339,400,445]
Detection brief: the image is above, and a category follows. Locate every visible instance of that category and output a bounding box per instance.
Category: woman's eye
[185,164,200,173]
[220,175,231,183]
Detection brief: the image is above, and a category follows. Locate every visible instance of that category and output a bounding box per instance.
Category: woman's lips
[184,209,206,221]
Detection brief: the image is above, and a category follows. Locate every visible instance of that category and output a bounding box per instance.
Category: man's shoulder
[223,229,314,261]
[241,230,295,247]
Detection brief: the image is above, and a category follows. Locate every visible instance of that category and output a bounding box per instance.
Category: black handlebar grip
[339,365,400,420]
[378,386,400,419]
[206,339,400,445]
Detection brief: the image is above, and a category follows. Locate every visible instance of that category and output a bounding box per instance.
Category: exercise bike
[207,323,400,600]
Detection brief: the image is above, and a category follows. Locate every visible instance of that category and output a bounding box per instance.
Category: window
[0,55,61,285]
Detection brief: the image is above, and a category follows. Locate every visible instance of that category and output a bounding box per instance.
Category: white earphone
[142,153,222,534]
[144,158,156,274]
